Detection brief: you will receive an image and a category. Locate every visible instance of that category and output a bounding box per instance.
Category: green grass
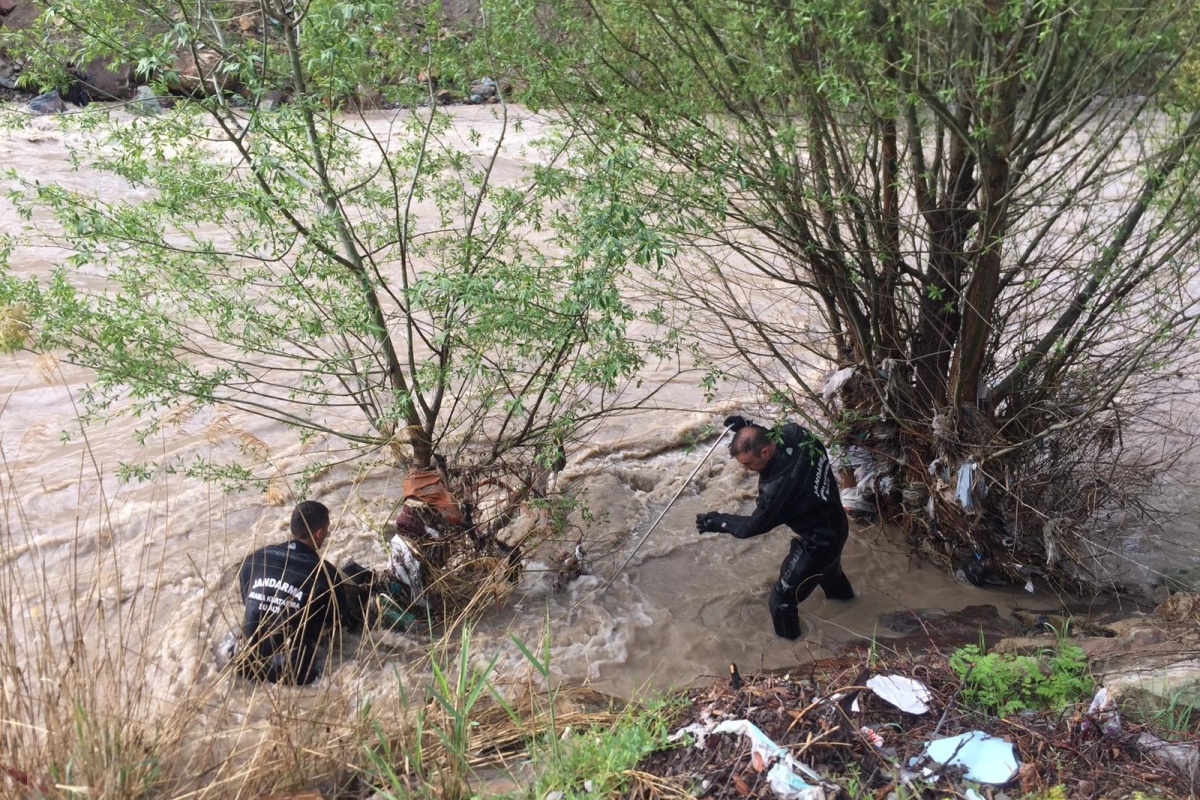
[518,697,681,800]
[1132,687,1200,741]
[358,619,682,800]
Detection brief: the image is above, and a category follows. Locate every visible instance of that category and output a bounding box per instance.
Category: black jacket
[238,539,349,669]
[715,423,848,552]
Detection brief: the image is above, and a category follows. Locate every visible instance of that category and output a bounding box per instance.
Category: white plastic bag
[866,674,933,715]
[711,719,825,800]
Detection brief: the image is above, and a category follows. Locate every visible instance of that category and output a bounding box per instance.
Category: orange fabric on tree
[402,468,464,524]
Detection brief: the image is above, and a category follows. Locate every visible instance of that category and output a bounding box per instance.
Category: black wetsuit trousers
[768,536,854,639]
[235,645,323,685]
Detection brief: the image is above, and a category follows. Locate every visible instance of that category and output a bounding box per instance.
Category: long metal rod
[601,424,733,593]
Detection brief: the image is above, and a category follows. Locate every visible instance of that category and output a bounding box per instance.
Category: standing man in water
[237,500,361,684]
[696,415,855,639]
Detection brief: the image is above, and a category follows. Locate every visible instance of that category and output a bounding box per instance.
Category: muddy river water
[1,105,1194,733]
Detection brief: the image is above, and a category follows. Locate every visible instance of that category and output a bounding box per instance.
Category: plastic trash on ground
[1083,686,1122,738]
[681,719,826,800]
[820,691,861,714]
[831,443,883,518]
[860,726,884,748]
[822,366,857,400]
[767,762,821,800]
[1138,732,1200,774]
[668,722,712,748]
[917,730,1020,784]
[374,592,417,632]
[866,674,933,715]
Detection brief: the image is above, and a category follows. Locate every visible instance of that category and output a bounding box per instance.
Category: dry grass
[0,303,31,353]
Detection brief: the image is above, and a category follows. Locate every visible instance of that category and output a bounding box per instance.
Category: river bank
[6,595,1198,800]
[3,93,1200,798]
[447,598,1200,800]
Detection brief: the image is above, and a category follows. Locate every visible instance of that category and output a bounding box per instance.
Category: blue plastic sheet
[920,730,1019,784]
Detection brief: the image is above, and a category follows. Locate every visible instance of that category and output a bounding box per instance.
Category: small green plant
[500,616,682,799]
[1142,689,1199,740]
[521,697,681,800]
[364,624,499,800]
[426,625,500,800]
[949,637,1092,716]
[360,619,680,800]
[45,702,162,800]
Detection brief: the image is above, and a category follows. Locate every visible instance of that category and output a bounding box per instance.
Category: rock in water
[260,89,283,111]
[468,77,498,104]
[0,58,17,90]
[133,85,161,115]
[26,89,66,115]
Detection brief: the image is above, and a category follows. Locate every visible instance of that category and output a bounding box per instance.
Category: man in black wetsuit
[696,416,855,639]
[237,500,361,684]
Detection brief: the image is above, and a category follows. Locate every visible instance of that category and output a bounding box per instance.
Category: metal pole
[601,424,733,593]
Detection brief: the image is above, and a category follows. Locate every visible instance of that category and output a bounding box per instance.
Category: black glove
[724,415,751,431]
[696,513,722,534]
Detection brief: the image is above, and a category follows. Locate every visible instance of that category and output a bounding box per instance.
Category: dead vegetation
[630,645,1200,800]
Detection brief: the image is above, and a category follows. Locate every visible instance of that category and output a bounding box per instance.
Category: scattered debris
[866,674,933,715]
[1138,732,1200,777]
[551,542,587,591]
[633,649,1198,800]
[1083,686,1122,738]
[917,730,1020,784]
[679,718,827,800]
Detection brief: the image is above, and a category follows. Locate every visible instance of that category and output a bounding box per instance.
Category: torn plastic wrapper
[667,722,711,749]
[673,719,826,800]
[767,762,822,800]
[1083,686,1122,738]
[955,460,986,510]
[821,366,857,401]
[711,720,821,781]
[860,726,884,748]
[916,730,1020,784]
[1138,731,1200,774]
[866,674,933,715]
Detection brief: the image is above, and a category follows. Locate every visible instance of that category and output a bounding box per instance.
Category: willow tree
[0,0,676,494]
[488,0,1200,591]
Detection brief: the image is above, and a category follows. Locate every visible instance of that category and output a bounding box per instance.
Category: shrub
[949,640,1093,717]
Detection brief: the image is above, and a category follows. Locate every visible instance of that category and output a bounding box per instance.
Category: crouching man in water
[696,416,855,639]
[236,500,362,684]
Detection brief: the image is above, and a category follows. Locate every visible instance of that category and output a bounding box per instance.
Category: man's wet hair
[730,424,772,457]
[291,500,330,542]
